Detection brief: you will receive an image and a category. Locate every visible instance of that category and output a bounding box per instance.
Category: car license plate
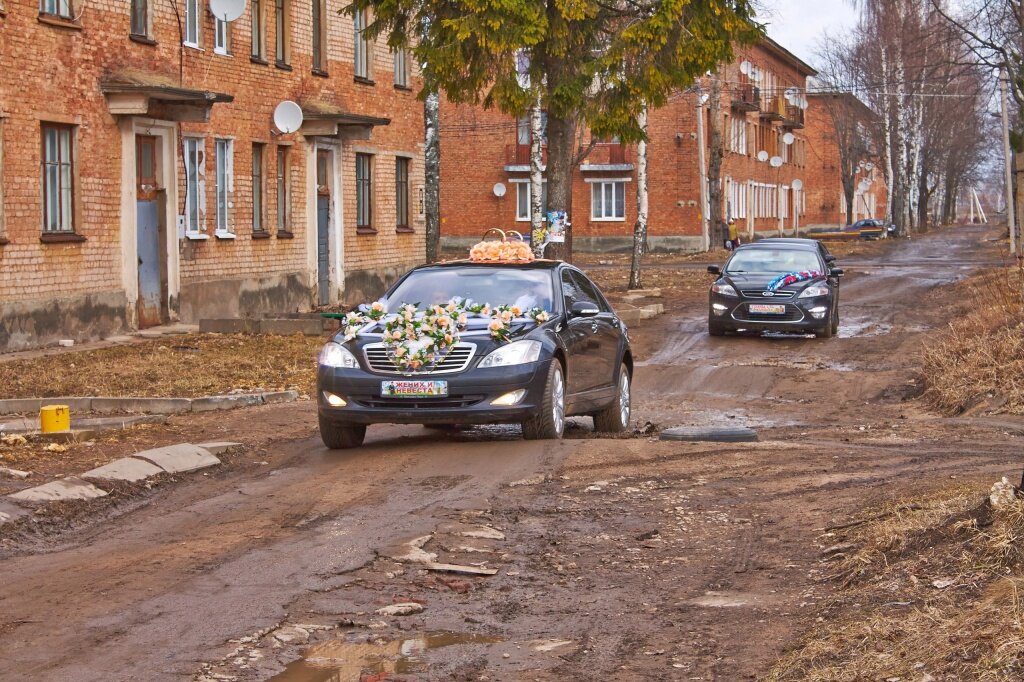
[381,380,448,398]
[749,304,786,314]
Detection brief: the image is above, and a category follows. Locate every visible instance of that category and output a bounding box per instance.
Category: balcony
[504,143,547,170]
[760,96,786,122]
[783,105,805,129]
[580,142,632,171]
[731,83,760,112]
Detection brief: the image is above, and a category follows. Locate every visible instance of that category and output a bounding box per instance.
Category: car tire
[815,314,834,339]
[319,415,367,449]
[831,308,839,335]
[593,363,631,433]
[522,361,566,441]
[708,321,728,337]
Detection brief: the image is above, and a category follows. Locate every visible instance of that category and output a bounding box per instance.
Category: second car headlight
[318,342,360,369]
[711,283,738,297]
[479,340,542,368]
[798,284,830,299]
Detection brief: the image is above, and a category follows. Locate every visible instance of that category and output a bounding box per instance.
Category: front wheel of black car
[593,363,631,433]
[708,320,727,337]
[815,314,834,339]
[522,361,565,441]
[319,415,367,449]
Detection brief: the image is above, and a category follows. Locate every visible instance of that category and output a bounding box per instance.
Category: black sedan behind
[317,261,633,449]
[707,240,843,338]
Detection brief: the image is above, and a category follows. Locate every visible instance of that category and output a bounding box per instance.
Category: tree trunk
[544,113,578,262]
[424,90,441,262]
[707,72,724,241]
[843,176,856,228]
[529,96,545,256]
[629,106,649,290]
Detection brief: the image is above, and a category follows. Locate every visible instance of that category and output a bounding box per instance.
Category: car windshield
[725,248,821,274]
[384,267,556,313]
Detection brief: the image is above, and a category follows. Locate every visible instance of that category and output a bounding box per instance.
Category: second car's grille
[732,303,805,323]
[353,395,486,409]
[741,290,795,299]
[363,342,476,375]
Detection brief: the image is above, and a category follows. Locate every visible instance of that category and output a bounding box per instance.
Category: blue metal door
[136,135,163,328]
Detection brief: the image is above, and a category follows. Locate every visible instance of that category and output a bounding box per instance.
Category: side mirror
[570,301,600,317]
[825,255,836,263]
[707,265,721,276]
[830,268,845,277]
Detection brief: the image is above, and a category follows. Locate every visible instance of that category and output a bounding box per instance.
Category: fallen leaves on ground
[0,333,323,400]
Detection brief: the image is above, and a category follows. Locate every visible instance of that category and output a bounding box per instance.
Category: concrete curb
[0,390,300,418]
[2,442,240,526]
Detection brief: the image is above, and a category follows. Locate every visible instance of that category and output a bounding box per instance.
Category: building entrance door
[135,135,164,328]
[316,149,331,306]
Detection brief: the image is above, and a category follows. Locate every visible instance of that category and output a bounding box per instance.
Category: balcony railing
[760,96,786,121]
[783,105,805,129]
[586,142,630,166]
[731,83,760,112]
[505,143,547,166]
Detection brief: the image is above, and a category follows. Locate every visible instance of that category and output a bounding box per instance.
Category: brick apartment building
[0,0,425,352]
[440,38,881,252]
[803,92,887,226]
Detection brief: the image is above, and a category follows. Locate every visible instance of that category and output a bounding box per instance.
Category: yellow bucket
[40,404,71,433]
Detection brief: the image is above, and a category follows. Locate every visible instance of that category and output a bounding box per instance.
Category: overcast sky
[762,0,861,68]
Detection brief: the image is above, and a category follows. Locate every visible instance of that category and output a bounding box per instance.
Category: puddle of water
[838,320,892,338]
[269,632,505,682]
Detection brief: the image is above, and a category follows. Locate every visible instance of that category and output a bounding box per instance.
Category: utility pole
[696,89,711,251]
[1001,69,1016,256]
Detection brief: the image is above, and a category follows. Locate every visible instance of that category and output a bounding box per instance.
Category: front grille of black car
[740,290,795,299]
[732,303,805,323]
[353,395,486,409]
[363,342,476,375]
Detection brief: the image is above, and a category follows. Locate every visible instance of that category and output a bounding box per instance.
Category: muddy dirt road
[1,225,1020,681]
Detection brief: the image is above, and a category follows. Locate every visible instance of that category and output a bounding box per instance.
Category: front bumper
[317,359,550,425]
[709,294,831,333]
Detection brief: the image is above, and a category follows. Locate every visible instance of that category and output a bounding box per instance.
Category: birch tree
[629,105,649,290]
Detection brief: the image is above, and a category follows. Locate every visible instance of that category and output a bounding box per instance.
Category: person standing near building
[726,220,741,251]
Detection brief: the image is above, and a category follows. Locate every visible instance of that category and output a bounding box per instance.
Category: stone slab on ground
[199,318,260,334]
[81,457,164,483]
[90,397,192,415]
[260,390,299,404]
[258,318,325,336]
[191,394,262,412]
[0,397,94,414]
[196,442,242,455]
[0,499,29,525]
[134,444,220,474]
[617,309,643,326]
[660,426,758,443]
[9,477,109,503]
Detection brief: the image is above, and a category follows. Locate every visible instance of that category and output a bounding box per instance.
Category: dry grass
[764,485,1024,682]
[922,266,1024,414]
[0,333,322,400]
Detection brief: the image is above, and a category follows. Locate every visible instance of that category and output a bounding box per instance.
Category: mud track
[0,225,1019,681]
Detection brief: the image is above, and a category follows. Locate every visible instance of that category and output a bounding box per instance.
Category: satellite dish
[770,156,784,168]
[783,132,795,145]
[864,162,874,171]
[800,97,808,110]
[740,60,752,76]
[492,182,507,198]
[757,150,769,162]
[784,88,797,101]
[792,179,803,191]
[273,101,303,134]
[209,0,245,21]
[858,180,871,192]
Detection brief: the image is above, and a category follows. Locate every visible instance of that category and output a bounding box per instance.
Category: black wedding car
[317,261,633,449]
[707,238,844,338]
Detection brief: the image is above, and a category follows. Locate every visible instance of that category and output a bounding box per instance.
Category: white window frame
[214,18,230,54]
[183,137,205,236]
[215,139,234,236]
[589,179,626,221]
[393,45,408,87]
[184,0,200,47]
[354,9,370,79]
[513,179,548,222]
[40,0,72,19]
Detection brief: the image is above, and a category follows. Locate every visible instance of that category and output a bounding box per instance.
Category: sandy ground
[0,224,1019,682]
